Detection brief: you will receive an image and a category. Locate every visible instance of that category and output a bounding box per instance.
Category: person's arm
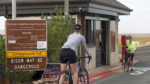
[81,36,90,56]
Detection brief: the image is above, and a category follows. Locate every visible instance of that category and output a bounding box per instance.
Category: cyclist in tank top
[59,24,91,84]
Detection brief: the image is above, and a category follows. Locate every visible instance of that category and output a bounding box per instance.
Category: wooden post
[64,0,69,15]
[12,0,16,19]
[77,13,86,67]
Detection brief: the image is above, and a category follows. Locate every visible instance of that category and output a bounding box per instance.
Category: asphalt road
[94,46,150,84]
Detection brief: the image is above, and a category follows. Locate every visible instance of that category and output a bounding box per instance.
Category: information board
[6,20,47,71]
[6,20,47,51]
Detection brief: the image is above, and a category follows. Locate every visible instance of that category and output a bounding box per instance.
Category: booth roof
[0,0,132,11]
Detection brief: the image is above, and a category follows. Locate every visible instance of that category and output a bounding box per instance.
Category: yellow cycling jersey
[126,40,136,52]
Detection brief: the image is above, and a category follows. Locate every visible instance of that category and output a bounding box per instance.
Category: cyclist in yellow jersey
[126,36,137,71]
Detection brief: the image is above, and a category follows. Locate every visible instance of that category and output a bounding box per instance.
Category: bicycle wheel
[127,57,131,72]
[0,63,17,84]
[78,67,89,84]
[124,51,131,72]
[57,70,73,84]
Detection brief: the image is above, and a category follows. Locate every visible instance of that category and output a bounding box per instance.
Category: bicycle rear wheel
[78,67,89,84]
[0,63,17,84]
[57,70,73,84]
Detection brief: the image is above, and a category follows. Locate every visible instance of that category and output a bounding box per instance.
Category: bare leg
[131,59,134,69]
[70,62,78,84]
[59,64,67,84]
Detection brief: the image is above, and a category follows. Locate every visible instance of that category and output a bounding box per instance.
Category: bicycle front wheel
[78,67,89,84]
[127,58,131,72]
[57,70,72,84]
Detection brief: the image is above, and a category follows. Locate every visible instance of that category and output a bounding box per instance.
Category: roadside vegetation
[0,35,5,63]
[42,7,73,63]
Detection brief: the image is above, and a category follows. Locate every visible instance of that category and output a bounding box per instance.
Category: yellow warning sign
[6,51,47,58]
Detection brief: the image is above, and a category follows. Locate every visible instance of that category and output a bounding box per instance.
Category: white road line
[130,67,150,76]
[130,71,144,75]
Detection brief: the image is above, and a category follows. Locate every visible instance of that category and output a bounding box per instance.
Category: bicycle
[123,50,132,72]
[57,56,91,84]
[0,63,17,84]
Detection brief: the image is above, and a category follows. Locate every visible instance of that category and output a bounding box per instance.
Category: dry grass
[118,34,150,53]
[119,34,150,47]
[133,38,150,47]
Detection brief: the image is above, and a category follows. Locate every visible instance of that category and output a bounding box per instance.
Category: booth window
[86,19,95,45]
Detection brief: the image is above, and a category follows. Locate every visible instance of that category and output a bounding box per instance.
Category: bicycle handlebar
[78,56,92,64]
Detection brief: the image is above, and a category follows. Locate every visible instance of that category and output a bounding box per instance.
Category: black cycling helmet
[74,24,82,30]
[126,36,132,40]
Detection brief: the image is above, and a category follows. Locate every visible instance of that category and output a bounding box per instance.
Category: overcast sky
[0,16,6,30]
[118,0,150,34]
[1,0,150,34]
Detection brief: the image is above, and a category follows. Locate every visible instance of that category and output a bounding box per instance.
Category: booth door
[95,21,107,67]
[95,20,102,67]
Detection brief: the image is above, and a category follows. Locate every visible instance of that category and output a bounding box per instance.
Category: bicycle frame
[67,59,82,83]
[124,50,132,72]
[67,64,73,84]
[58,56,91,84]
[69,56,90,83]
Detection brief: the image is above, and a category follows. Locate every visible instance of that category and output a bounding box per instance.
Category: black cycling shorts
[125,51,134,62]
[59,48,77,64]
